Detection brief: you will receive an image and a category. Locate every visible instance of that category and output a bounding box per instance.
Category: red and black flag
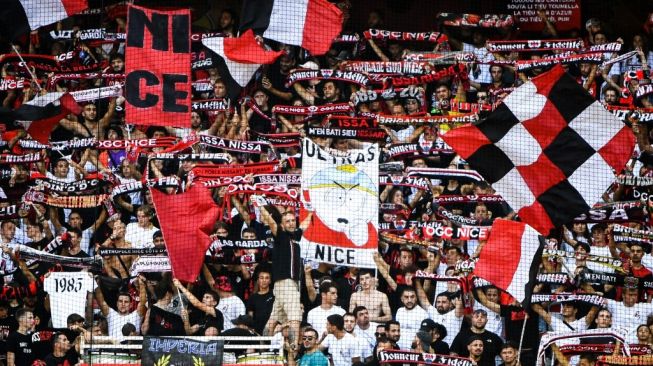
[150,185,219,283]
[473,220,544,305]
[0,0,88,40]
[202,29,284,100]
[442,65,634,235]
[239,0,343,56]
[124,5,191,128]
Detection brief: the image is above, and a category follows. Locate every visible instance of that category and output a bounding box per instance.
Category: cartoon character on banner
[303,164,376,246]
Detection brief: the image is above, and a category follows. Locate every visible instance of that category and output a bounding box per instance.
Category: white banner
[70,85,123,102]
[129,255,171,277]
[299,138,379,268]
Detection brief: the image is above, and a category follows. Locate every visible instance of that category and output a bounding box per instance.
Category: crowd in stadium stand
[3,1,653,366]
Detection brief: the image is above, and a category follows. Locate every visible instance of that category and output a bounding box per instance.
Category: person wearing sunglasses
[288,328,329,366]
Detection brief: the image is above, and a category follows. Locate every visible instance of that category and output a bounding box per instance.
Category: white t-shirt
[307,305,346,336]
[124,223,158,249]
[427,305,463,346]
[217,295,246,331]
[354,323,377,358]
[549,315,587,347]
[606,299,653,340]
[107,308,142,340]
[44,272,94,328]
[396,306,428,350]
[322,333,361,366]
[463,43,495,84]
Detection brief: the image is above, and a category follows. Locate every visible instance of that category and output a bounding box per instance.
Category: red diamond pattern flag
[441,65,634,235]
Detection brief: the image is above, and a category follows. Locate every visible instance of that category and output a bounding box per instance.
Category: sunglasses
[375,332,386,337]
[302,336,315,341]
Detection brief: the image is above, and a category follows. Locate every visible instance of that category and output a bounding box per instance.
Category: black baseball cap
[420,318,437,332]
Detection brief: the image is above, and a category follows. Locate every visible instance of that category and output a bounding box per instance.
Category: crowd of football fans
[3,2,653,366]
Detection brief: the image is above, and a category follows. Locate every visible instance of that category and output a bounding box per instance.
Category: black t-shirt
[248,110,273,134]
[147,305,184,336]
[0,315,17,356]
[431,339,450,354]
[500,306,539,350]
[450,328,503,359]
[271,229,303,282]
[334,274,359,310]
[190,306,225,334]
[264,65,295,105]
[44,352,74,366]
[246,291,275,334]
[6,331,34,365]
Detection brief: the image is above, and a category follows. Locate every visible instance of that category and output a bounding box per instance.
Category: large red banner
[125,5,191,127]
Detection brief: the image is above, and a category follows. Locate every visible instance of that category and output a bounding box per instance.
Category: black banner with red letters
[125,5,191,128]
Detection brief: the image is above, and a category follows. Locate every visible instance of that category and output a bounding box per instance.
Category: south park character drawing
[301,164,377,247]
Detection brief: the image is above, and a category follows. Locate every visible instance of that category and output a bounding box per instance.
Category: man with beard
[450,309,503,360]
[416,282,463,346]
[395,287,427,350]
[58,99,117,139]
[288,328,328,366]
[294,79,343,106]
[384,320,401,349]
[467,336,494,366]
[353,306,376,359]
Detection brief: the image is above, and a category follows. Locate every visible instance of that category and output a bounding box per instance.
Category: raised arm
[94,280,111,316]
[415,279,431,310]
[98,98,117,131]
[373,252,397,291]
[475,287,500,314]
[173,278,216,317]
[259,205,279,236]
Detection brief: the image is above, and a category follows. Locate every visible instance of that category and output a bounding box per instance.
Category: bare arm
[299,211,313,231]
[259,206,278,236]
[373,252,397,290]
[415,279,431,310]
[98,98,117,131]
[293,82,316,105]
[475,287,501,314]
[375,293,393,322]
[141,308,151,335]
[231,195,252,226]
[58,116,92,137]
[367,39,390,62]
[136,276,148,318]
[262,76,293,102]
[173,278,216,316]
[537,10,558,38]
[304,264,318,303]
[94,281,111,316]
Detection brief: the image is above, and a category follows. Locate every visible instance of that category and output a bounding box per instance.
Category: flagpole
[517,312,528,365]
[12,45,42,93]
